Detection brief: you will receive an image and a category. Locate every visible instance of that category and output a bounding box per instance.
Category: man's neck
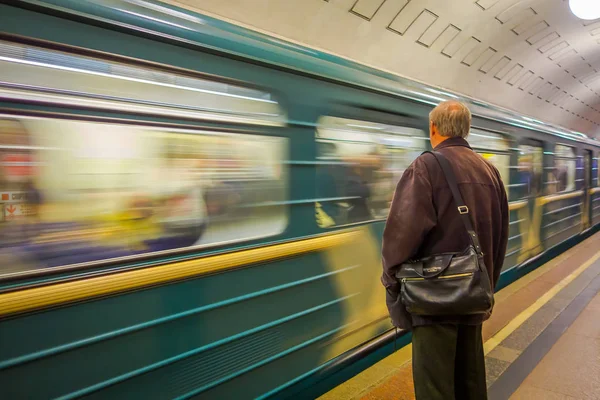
[432,135,450,149]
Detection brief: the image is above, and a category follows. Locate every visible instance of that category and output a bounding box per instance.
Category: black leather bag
[395,151,494,316]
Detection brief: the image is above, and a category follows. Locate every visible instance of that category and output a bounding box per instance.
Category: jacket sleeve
[381,158,436,292]
[493,177,509,289]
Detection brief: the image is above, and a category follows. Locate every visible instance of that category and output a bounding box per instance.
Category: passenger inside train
[0,117,286,273]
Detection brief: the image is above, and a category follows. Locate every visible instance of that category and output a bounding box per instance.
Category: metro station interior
[0,0,600,399]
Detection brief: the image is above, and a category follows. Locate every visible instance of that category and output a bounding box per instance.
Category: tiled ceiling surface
[168,0,600,137]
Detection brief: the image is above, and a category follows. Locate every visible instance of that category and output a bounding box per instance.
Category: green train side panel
[0,226,390,399]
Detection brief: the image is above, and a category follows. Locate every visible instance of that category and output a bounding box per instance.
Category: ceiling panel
[351,0,387,20]
[168,0,600,136]
[476,0,502,10]
[491,55,512,78]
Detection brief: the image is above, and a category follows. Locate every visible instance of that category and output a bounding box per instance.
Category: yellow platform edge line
[318,341,413,400]
[483,248,600,355]
[493,238,581,301]
[0,230,361,317]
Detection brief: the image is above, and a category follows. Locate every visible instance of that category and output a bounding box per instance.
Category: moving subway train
[0,0,599,399]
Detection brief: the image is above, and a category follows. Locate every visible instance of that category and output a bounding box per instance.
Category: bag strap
[423,150,484,256]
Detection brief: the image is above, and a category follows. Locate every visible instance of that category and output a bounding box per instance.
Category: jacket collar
[433,137,472,151]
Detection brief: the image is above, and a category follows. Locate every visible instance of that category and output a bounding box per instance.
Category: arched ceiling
[167,0,600,137]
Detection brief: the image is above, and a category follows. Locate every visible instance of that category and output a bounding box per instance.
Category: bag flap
[396,254,452,279]
[396,248,480,279]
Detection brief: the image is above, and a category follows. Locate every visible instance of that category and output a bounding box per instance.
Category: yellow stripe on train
[0,230,362,317]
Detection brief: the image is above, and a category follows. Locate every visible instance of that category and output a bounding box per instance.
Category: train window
[315,116,427,227]
[552,145,576,193]
[0,40,285,127]
[468,128,511,195]
[0,116,287,275]
[517,144,543,198]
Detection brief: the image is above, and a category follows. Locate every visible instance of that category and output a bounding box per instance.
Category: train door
[518,140,544,199]
[516,140,544,263]
[582,149,592,230]
[594,155,600,227]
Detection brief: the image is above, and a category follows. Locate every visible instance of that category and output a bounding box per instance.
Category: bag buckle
[458,205,469,214]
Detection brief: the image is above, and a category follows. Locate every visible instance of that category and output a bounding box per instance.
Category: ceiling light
[569,0,600,20]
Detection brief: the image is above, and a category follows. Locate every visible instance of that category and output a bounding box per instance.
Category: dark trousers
[412,324,487,400]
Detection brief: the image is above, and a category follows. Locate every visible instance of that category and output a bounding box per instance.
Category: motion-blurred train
[0,1,599,399]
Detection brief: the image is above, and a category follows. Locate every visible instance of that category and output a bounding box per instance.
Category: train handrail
[508,200,528,211]
[540,190,584,205]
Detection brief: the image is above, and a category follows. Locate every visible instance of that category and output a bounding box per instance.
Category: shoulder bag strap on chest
[422,150,484,256]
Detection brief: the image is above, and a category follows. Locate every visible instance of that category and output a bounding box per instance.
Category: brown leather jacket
[382,137,509,329]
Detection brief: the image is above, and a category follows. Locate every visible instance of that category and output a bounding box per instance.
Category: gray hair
[429,100,472,138]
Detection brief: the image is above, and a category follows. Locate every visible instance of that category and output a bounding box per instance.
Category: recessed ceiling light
[569,0,600,20]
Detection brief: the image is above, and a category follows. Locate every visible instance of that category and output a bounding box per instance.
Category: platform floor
[507,290,600,399]
[319,232,600,400]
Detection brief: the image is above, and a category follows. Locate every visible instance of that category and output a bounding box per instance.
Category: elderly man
[382,101,509,399]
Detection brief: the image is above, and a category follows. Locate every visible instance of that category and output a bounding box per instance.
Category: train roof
[14,0,600,147]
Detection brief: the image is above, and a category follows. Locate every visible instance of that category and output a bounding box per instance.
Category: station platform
[319,232,600,400]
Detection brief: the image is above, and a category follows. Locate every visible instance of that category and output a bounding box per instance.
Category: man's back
[382,101,509,400]
[418,138,508,289]
[381,136,509,328]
